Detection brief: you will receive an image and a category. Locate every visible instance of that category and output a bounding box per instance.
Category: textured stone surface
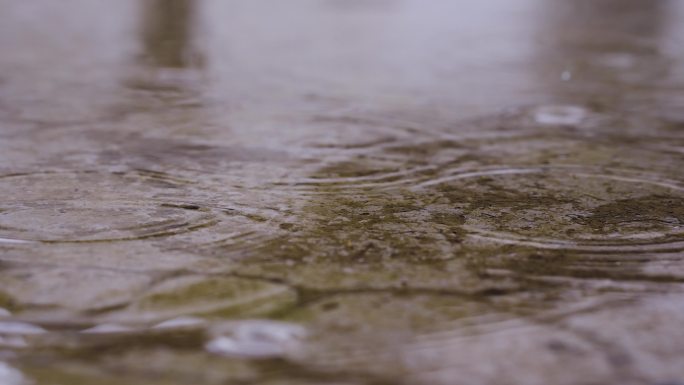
[1,0,684,384]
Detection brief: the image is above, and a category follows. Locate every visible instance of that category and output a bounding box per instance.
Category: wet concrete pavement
[1,1,684,384]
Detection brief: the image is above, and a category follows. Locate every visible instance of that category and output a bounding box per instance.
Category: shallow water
[1,0,684,384]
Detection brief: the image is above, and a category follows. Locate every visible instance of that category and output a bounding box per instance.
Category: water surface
[1,1,684,384]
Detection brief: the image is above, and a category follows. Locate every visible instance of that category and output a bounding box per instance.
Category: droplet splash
[533,105,587,126]
[206,320,306,359]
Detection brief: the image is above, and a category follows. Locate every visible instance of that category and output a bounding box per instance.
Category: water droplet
[560,70,572,81]
[0,362,25,385]
[533,105,587,126]
[0,322,46,335]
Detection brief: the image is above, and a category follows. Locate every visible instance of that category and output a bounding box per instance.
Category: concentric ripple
[268,109,551,194]
[415,166,684,252]
[0,170,218,243]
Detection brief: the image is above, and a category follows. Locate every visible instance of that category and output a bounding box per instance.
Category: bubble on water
[81,324,135,334]
[0,362,25,385]
[0,322,46,335]
[206,320,306,359]
[533,105,587,126]
[560,70,572,81]
[152,316,206,330]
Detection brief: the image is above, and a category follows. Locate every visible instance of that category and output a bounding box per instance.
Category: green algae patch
[584,194,684,234]
[310,161,402,179]
[128,276,298,321]
[21,349,258,385]
[250,190,464,268]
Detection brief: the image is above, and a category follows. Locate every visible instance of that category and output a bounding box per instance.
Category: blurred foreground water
[1,1,684,384]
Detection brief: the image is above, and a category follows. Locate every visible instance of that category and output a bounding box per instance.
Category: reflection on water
[139,0,199,69]
[537,0,671,114]
[0,1,684,384]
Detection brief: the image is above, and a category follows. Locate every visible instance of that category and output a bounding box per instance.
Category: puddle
[1,0,684,384]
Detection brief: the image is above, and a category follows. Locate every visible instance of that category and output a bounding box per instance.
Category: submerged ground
[1,0,684,384]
